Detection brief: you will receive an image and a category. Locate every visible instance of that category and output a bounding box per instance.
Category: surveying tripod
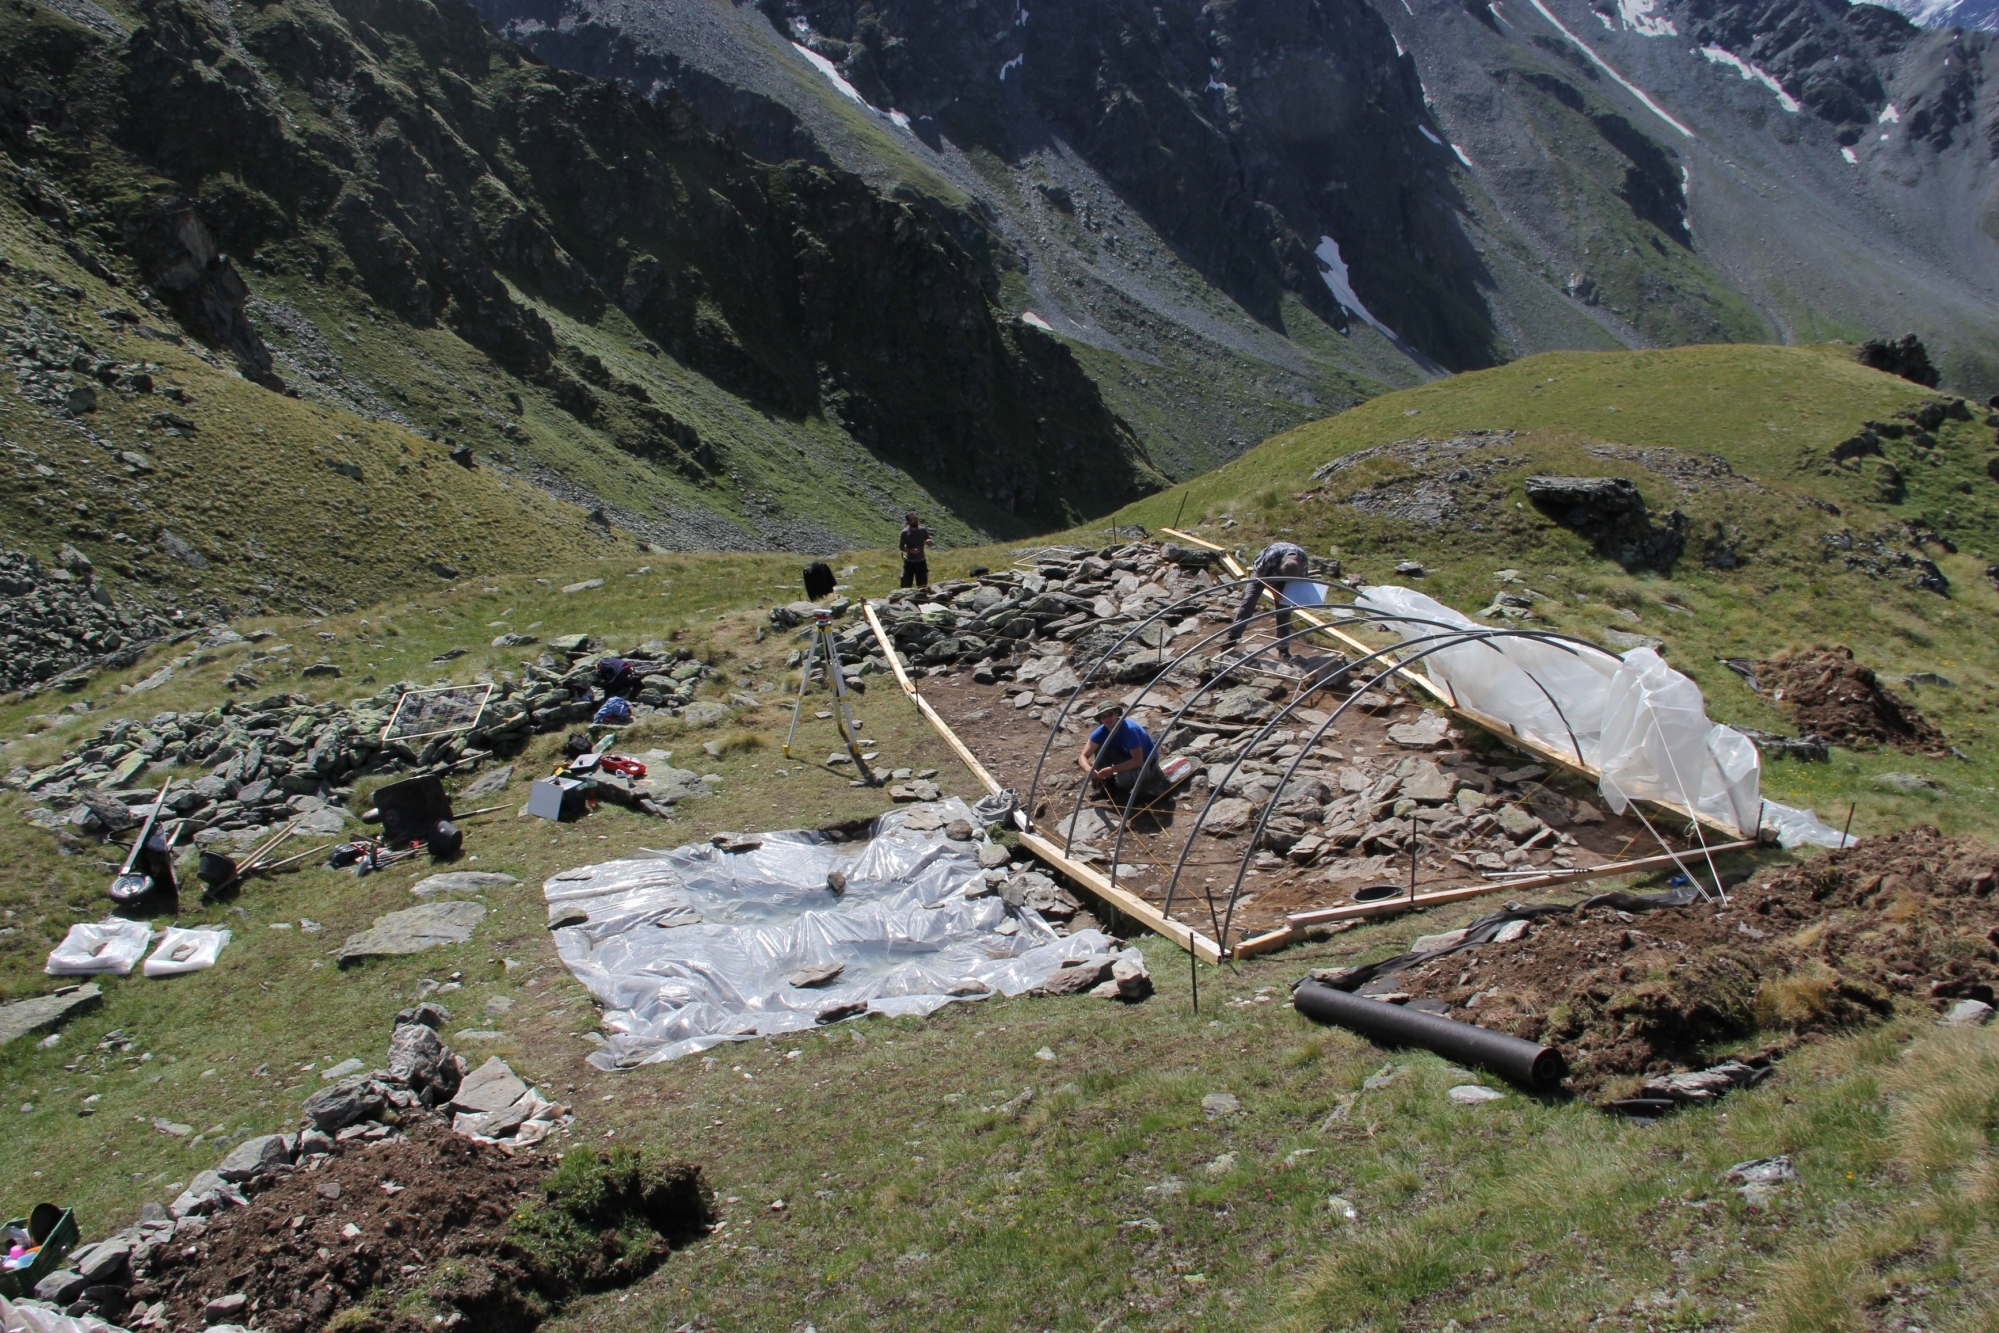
[783,608,866,764]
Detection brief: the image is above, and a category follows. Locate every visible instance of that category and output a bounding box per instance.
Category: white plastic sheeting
[1599,648,1762,836]
[547,801,1126,1067]
[45,919,153,976]
[1760,800,1855,850]
[2,1293,129,1333]
[143,926,231,977]
[1354,587,1770,839]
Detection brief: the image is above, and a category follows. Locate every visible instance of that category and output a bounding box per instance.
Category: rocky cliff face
[762,0,1505,371]
[477,0,1999,398]
[1,0,1162,544]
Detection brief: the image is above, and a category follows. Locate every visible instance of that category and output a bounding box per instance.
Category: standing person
[1077,701,1167,803]
[898,512,933,589]
[1222,540,1313,660]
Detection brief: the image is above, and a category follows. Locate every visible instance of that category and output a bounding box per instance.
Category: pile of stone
[23,1201,177,1329]
[300,1002,570,1149]
[3,301,182,421]
[772,540,1231,682]
[5,632,728,843]
[21,1006,566,1331]
[0,546,178,694]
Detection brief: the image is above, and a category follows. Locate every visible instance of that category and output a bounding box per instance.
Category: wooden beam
[1283,838,1760,928]
[1230,926,1307,959]
[861,602,1002,796]
[862,599,1221,962]
[1017,830,1224,964]
[1157,526,1741,840]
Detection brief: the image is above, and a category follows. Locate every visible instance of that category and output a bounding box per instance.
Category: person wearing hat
[1222,539,1313,660]
[1078,701,1167,802]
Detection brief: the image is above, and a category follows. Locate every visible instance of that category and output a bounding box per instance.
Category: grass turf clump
[507,1147,714,1299]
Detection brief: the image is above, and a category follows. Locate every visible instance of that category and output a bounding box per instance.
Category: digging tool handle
[1292,983,1567,1090]
[117,780,173,877]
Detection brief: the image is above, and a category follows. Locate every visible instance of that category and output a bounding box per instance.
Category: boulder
[338,900,487,965]
[169,1170,248,1219]
[215,1133,296,1183]
[409,871,518,898]
[387,1021,457,1096]
[0,983,102,1046]
[1040,956,1114,995]
[451,1056,528,1114]
[302,1076,385,1132]
[1397,759,1456,803]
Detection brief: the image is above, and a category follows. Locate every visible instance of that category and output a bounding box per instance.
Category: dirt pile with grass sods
[1370,828,1998,1097]
[147,1122,711,1332]
[1755,646,1950,754]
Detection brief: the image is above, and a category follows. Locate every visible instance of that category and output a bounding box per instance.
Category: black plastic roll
[1293,983,1568,1090]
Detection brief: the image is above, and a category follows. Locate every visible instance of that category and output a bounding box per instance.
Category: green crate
[0,1204,78,1299]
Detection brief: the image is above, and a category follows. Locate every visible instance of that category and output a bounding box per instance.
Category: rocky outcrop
[2,0,1161,530]
[0,548,176,694]
[758,0,1504,369]
[1524,476,1688,573]
[1858,334,1942,388]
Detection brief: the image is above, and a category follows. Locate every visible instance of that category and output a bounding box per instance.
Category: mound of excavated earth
[1339,827,1996,1097]
[1754,646,1950,755]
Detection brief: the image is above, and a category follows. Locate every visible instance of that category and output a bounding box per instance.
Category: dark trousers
[900,559,928,589]
[1096,755,1168,805]
[1225,579,1292,651]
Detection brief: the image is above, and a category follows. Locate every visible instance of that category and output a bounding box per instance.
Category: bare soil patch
[1755,646,1949,754]
[1369,827,1998,1096]
[144,1122,709,1332]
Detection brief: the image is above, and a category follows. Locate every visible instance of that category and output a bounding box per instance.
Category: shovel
[107,780,172,904]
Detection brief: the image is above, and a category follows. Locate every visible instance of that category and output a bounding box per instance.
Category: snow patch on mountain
[792,41,871,109]
[1522,0,1697,137]
[1697,44,1804,112]
[1315,236,1400,341]
[1617,0,1679,36]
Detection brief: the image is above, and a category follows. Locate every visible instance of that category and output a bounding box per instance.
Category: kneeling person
[1079,701,1168,803]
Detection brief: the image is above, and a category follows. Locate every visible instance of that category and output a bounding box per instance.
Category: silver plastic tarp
[546,800,1122,1067]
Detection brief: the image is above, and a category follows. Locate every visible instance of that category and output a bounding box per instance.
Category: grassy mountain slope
[1105,342,1999,836]
[6,344,1999,1331]
[0,0,1162,573]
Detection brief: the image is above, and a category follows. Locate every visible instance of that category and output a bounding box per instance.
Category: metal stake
[1408,809,1418,902]
[1840,801,1857,851]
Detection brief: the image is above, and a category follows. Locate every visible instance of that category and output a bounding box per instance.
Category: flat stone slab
[0,984,102,1045]
[1387,710,1451,748]
[339,901,487,965]
[452,1056,528,1113]
[410,871,520,898]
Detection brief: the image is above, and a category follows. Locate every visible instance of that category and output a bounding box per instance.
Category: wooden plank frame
[861,600,1225,964]
[1158,527,1743,841]
[1229,837,1761,957]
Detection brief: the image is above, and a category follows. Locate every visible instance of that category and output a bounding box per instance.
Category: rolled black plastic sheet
[1292,983,1568,1090]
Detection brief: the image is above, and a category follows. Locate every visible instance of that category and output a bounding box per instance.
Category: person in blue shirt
[1078,701,1167,801]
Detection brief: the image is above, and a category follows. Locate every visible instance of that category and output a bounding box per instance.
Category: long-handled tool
[783,608,867,770]
[108,781,173,904]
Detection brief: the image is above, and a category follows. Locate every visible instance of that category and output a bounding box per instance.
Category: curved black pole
[1212,626,1601,949]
